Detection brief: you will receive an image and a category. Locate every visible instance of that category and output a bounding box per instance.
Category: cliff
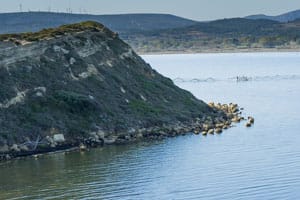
[0,21,226,159]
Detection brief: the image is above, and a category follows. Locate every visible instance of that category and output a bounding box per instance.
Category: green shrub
[53,90,97,113]
[0,21,106,42]
[129,100,161,116]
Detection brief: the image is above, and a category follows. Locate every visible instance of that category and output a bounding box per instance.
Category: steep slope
[0,12,197,34]
[0,21,230,158]
[246,9,300,22]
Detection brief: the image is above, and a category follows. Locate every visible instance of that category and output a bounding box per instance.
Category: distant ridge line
[246,9,300,22]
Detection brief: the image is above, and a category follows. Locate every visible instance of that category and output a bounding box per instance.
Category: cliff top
[0,21,114,43]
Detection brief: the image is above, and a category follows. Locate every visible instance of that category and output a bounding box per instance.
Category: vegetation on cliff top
[0,21,113,42]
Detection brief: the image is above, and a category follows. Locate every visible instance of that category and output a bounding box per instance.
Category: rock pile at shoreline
[193,102,246,135]
[0,101,255,162]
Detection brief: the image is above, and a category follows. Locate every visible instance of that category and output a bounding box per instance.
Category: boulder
[10,144,20,152]
[231,117,240,123]
[193,130,200,135]
[19,144,29,151]
[53,134,65,143]
[96,130,105,139]
[245,122,252,127]
[248,116,255,123]
[215,123,224,128]
[89,132,100,140]
[136,133,143,139]
[125,135,131,140]
[225,121,231,126]
[202,124,210,131]
[223,125,229,129]
[208,102,214,107]
[79,143,87,151]
[46,136,56,147]
[104,137,117,145]
[215,128,222,134]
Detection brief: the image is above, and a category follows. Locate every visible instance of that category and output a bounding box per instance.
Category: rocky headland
[0,21,248,161]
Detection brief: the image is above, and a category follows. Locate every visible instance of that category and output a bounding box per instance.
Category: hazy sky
[1,0,300,21]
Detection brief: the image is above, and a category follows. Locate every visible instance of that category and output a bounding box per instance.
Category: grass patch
[129,100,161,116]
[53,90,97,114]
[0,21,108,42]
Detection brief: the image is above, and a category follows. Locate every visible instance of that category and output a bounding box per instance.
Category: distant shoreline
[138,48,300,55]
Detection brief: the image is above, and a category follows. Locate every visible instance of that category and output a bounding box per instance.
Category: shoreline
[137,48,300,56]
[0,121,207,162]
[0,102,249,162]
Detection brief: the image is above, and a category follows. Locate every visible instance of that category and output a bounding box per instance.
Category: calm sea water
[1,52,300,200]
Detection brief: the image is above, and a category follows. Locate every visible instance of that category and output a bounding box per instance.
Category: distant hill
[174,18,280,36]
[246,9,300,22]
[0,12,197,34]
[125,18,300,53]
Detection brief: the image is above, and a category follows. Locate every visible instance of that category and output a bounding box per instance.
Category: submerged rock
[208,129,214,135]
[246,122,252,127]
[248,116,255,124]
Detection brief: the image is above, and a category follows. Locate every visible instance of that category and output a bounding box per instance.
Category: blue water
[1,52,300,200]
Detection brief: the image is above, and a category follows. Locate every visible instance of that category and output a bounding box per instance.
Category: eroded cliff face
[0,22,217,157]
